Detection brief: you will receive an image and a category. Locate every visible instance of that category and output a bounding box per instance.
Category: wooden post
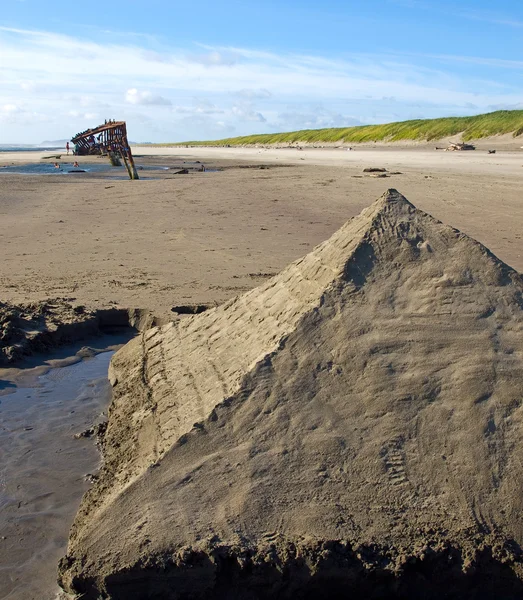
[109,152,122,167]
[121,123,139,180]
[121,152,134,179]
[116,137,133,179]
[127,150,139,180]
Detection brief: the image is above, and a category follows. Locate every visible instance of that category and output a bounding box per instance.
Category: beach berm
[59,190,523,599]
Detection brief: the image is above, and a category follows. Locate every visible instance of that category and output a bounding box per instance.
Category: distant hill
[39,139,70,147]
[162,110,523,147]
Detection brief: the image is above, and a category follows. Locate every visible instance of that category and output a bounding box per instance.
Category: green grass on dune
[150,110,523,147]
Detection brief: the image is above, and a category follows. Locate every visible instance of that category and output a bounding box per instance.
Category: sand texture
[0,299,97,364]
[1,149,523,327]
[0,300,160,366]
[58,190,523,599]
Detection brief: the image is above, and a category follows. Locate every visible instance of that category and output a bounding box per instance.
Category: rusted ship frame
[71,120,139,180]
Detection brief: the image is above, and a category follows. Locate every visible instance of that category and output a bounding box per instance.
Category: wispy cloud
[236,88,272,99]
[0,25,521,142]
[374,49,523,72]
[388,0,523,28]
[1,103,22,115]
[275,106,363,130]
[186,49,240,66]
[232,103,267,123]
[125,88,172,106]
[453,8,523,28]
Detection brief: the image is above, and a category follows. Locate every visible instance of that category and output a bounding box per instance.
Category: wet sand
[0,338,132,600]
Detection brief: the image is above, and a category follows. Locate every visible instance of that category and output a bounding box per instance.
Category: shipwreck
[71,120,139,180]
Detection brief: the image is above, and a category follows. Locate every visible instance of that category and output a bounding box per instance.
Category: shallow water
[0,340,128,600]
[0,163,170,176]
[0,162,121,175]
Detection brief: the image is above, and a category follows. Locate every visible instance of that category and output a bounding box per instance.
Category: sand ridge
[59,190,523,598]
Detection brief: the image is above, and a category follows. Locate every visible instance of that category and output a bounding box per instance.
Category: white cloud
[171,98,225,116]
[237,88,272,99]
[141,50,173,64]
[187,50,240,66]
[125,88,172,106]
[19,81,38,92]
[191,98,221,114]
[78,96,107,108]
[276,107,362,130]
[0,106,52,127]
[388,1,523,28]
[232,105,267,123]
[0,25,522,142]
[1,104,21,114]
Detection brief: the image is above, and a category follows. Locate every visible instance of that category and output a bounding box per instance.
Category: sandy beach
[0,145,522,321]
[4,0,523,593]
[134,141,523,175]
[1,145,523,599]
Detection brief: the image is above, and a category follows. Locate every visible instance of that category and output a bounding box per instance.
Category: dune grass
[150,110,523,147]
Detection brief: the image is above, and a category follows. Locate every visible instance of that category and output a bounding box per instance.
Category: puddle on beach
[109,175,165,181]
[0,163,222,182]
[0,163,170,177]
[0,333,133,600]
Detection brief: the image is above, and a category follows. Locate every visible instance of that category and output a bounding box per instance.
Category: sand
[0,299,161,366]
[134,142,523,176]
[1,146,523,599]
[0,300,106,365]
[58,190,523,598]
[0,147,522,324]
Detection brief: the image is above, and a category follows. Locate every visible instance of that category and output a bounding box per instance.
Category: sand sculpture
[59,190,523,598]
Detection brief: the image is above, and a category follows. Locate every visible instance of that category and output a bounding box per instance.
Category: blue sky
[1,0,522,143]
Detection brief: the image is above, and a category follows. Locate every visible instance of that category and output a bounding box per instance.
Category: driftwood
[445,142,476,151]
[71,120,139,180]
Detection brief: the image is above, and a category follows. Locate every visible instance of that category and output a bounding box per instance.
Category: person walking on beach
[66,142,70,155]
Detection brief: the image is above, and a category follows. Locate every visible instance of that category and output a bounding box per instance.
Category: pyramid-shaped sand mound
[59,190,523,599]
